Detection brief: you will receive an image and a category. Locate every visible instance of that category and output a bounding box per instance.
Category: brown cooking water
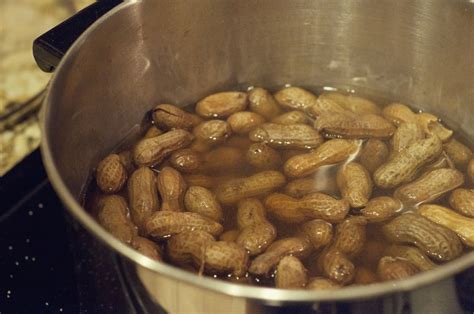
[82,86,474,287]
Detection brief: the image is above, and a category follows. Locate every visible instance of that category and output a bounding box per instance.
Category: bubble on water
[59,309,63,312]
[28,211,34,216]
[8,246,12,250]
[31,257,36,262]
[14,261,19,266]
[9,274,13,279]
[45,302,49,306]
[38,203,44,209]
[24,256,29,260]
[25,239,30,243]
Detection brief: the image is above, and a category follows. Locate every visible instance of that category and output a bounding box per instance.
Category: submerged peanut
[236,198,268,229]
[249,123,323,149]
[220,230,240,242]
[143,125,163,138]
[284,139,359,178]
[227,111,265,134]
[333,216,367,258]
[118,150,135,174]
[133,129,194,167]
[300,219,333,249]
[449,188,474,218]
[391,122,425,154]
[272,111,310,125]
[184,186,223,222]
[237,222,276,256]
[354,267,377,285]
[374,136,443,188]
[157,167,187,212]
[97,195,137,244]
[183,174,216,189]
[361,197,402,222]
[196,91,248,118]
[152,104,202,131]
[274,86,318,111]
[318,248,355,285]
[284,178,319,198]
[169,149,201,173]
[167,230,214,265]
[216,171,286,205]
[204,241,249,276]
[200,146,246,174]
[132,237,162,261]
[377,257,419,281]
[128,167,160,233]
[246,143,282,170]
[358,139,389,173]
[248,87,282,119]
[382,213,462,261]
[418,204,474,247]
[306,277,341,290]
[384,245,437,271]
[193,120,232,145]
[382,103,417,126]
[96,154,128,193]
[307,96,348,117]
[275,256,308,289]
[394,168,464,207]
[336,162,373,208]
[320,92,381,115]
[443,139,473,168]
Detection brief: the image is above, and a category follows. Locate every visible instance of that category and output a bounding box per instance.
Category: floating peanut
[443,139,473,168]
[336,162,373,208]
[97,195,137,244]
[184,186,223,222]
[118,150,136,174]
[248,87,282,119]
[272,111,310,125]
[246,143,282,170]
[318,248,355,285]
[281,149,312,163]
[320,92,381,115]
[382,213,462,261]
[418,204,474,247]
[196,91,248,118]
[284,178,319,198]
[449,188,474,218]
[193,120,232,145]
[204,241,249,276]
[216,171,286,205]
[360,196,402,222]
[315,112,395,139]
[374,136,443,188]
[128,167,160,233]
[265,193,349,223]
[236,198,268,229]
[275,256,308,289]
[384,245,437,271]
[133,129,194,167]
[307,96,348,117]
[132,237,162,261]
[274,86,318,111]
[220,230,240,242]
[382,103,417,126]
[157,167,187,212]
[249,123,323,150]
[227,111,266,134]
[249,237,312,276]
[96,154,128,193]
[354,267,377,285]
[143,125,163,138]
[377,257,419,281]
[152,104,202,131]
[468,159,474,183]
[200,146,246,174]
[299,219,333,249]
[416,113,453,142]
[284,139,359,178]
[167,230,214,265]
[306,277,341,290]
[169,149,201,173]
[394,168,464,207]
[183,174,216,189]
[358,139,389,173]
[333,216,367,258]
[145,211,223,238]
[391,122,424,154]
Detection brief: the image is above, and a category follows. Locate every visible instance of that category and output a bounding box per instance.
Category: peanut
[315,112,395,139]
[333,216,367,258]
[196,91,248,118]
[275,256,308,289]
[374,136,443,188]
[227,111,265,134]
[132,237,162,261]
[265,193,350,223]
[167,230,214,265]
[284,178,319,198]
[377,257,419,281]
[193,120,232,145]
[118,150,136,174]
[468,159,474,183]
[249,237,312,276]
[281,149,312,162]
[360,196,402,222]
[318,248,355,285]
[133,129,194,167]
[184,174,216,189]
[274,86,318,111]
[336,162,373,208]
[220,230,240,242]
[184,186,223,222]
[216,171,286,205]
[443,139,473,168]
[169,149,201,173]
[152,104,202,131]
[384,245,437,271]
[382,103,417,126]
[358,139,389,173]
[143,125,163,138]
[97,195,137,244]
[382,213,462,261]
[96,154,128,193]
[249,123,323,150]
[354,267,377,285]
[200,146,246,174]
[394,168,464,207]
[246,143,282,170]
[320,92,381,115]
[145,211,223,238]
[306,277,341,290]
[449,188,474,218]
[156,166,187,212]
[284,139,360,178]
[248,87,282,119]
[128,167,160,233]
[307,96,348,117]
[271,111,310,125]
[391,122,425,154]
[236,198,268,229]
[204,241,249,276]
[299,219,333,249]
[418,204,474,247]
[416,113,453,142]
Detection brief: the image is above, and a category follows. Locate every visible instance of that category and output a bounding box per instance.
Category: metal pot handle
[33,0,122,73]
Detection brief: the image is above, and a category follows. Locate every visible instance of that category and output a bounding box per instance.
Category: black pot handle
[33,0,122,73]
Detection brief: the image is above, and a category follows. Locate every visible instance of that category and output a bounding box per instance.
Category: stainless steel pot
[36,0,474,312]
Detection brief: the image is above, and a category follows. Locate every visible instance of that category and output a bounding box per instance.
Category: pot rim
[40,0,474,303]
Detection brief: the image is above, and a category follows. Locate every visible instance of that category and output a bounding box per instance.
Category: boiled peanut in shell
[128,167,159,233]
[152,104,202,130]
[249,123,323,150]
[336,162,373,208]
[196,91,248,118]
[377,256,419,281]
[97,195,137,244]
[275,256,308,289]
[449,188,474,218]
[96,154,128,193]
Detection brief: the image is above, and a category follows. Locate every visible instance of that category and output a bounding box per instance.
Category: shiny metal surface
[41,0,474,310]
